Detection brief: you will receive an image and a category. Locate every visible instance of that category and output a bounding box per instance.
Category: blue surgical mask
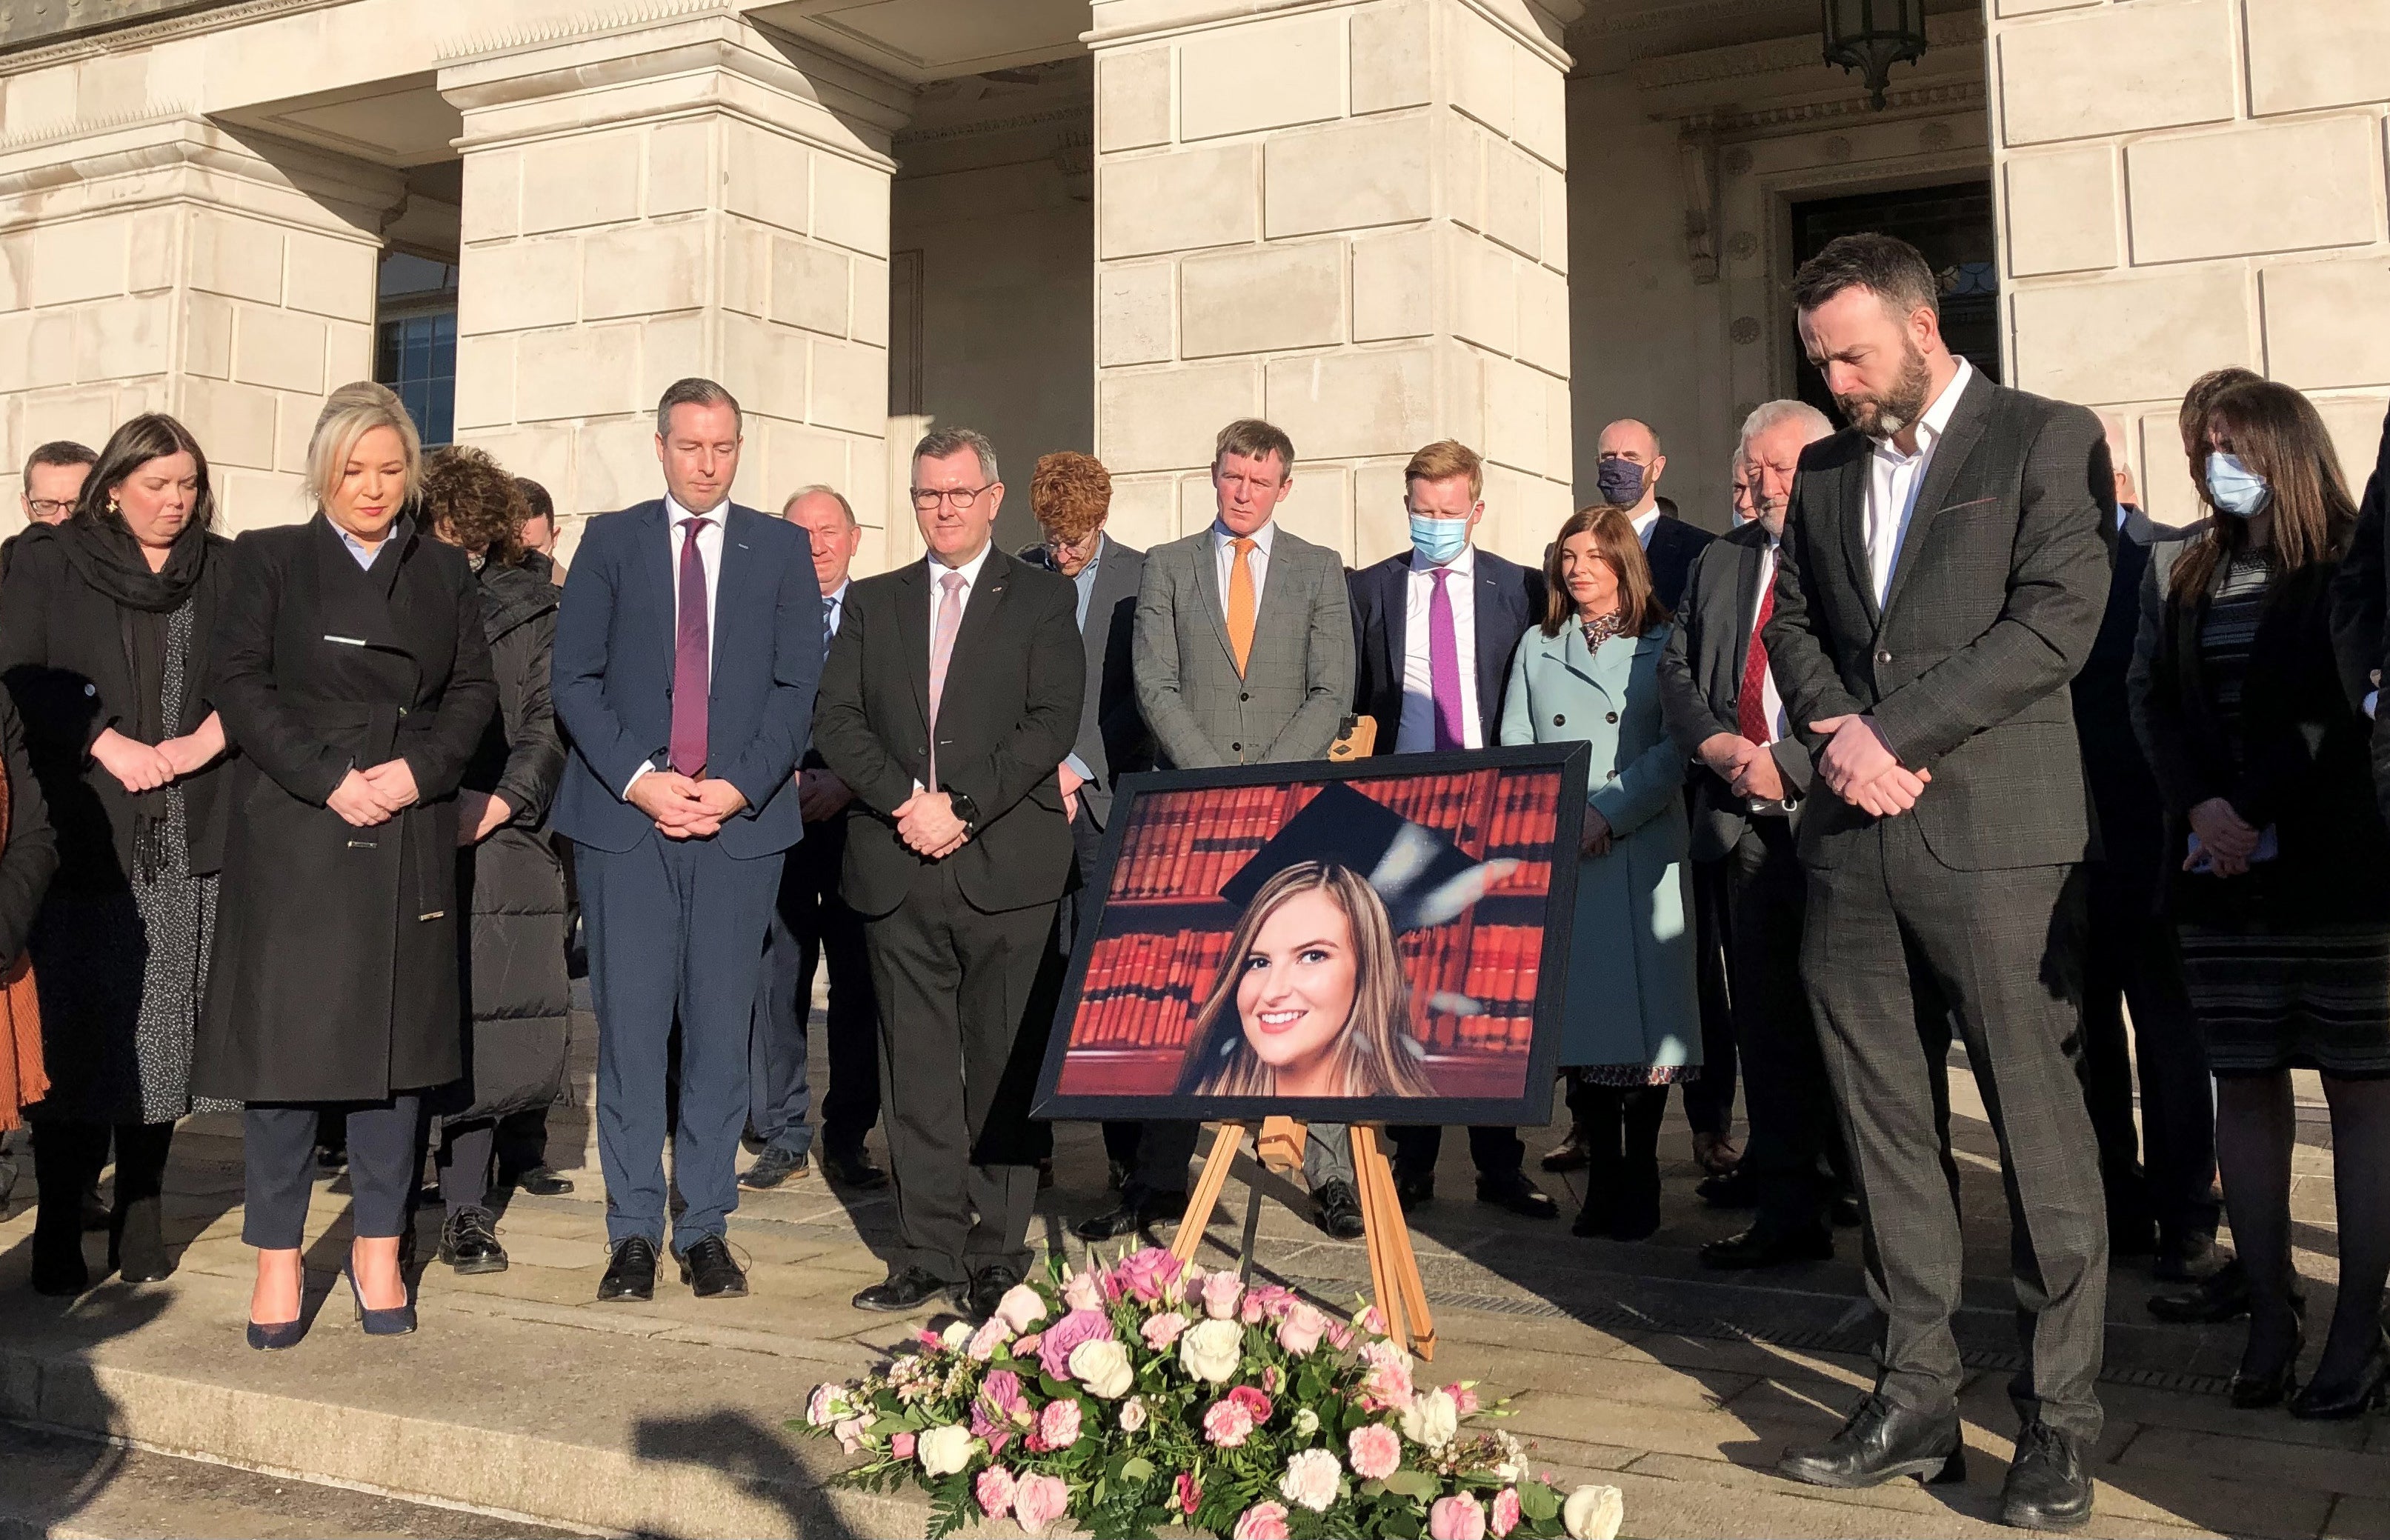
[2206,452,2271,519]
[1595,458,1646,507]
[1408,513,1470,565]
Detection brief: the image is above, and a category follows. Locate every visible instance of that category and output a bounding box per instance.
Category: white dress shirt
[928,541,993,631]
[1749,539,1787,746]
[1631,505,1661,548]
[1863,356,1976,607]
[1396,545,1482,752]
[1212,519,1276,608]
[823,576,851,639]
[625,496,730,796]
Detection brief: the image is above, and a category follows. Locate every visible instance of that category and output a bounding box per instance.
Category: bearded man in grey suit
[1077,418,1362,1243]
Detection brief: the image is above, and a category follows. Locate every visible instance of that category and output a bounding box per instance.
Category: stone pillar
[1086,0,1580,567]
[439,13,910,568]
[1989,0,2390,524]
[0,114,399,530]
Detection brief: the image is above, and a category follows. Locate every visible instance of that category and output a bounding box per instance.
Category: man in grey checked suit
[1762,236,2114,1532]
[1091,417,1364,1242]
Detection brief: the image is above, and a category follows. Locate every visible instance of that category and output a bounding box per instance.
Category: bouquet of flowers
[796,1247,1626,1540]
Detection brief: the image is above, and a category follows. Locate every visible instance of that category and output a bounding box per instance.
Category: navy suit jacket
[1348,546,1542,750]
[550,499,823,860]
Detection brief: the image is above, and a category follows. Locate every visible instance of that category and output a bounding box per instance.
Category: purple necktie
[1429,566,1465,750]
[669,516,710,776]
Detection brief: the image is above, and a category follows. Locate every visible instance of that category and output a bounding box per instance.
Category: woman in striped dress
[2139,378,2390,1420]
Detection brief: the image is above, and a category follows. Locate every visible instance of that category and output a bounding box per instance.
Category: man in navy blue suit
[552,378,823,1303]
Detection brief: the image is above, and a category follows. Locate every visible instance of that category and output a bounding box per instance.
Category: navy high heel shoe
[245,1317,306,1350]
[344,1261,417,1336]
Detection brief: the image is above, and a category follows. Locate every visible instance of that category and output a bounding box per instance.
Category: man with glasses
[6,441,96,580]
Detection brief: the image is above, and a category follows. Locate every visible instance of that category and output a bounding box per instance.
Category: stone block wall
[1990,0,2390,524]
[1088,0,1578,568]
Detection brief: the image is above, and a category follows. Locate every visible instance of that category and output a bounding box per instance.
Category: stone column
[1989,0,2390,524]
[1087,0,1580,567]
[439,13,910,567]
[0,113,399,530]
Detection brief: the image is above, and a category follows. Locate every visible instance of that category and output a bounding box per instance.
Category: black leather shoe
[2151,1229,2216,1284]
[2228,1310,2302,1410]
[2289,1329,2390,1421]
[30,1243,88,1298]
[2001,1421,2094,1530]
[676,1235,748,1299]
[1702,1225,1833,1270]
[820,1145,889,1190]
[1394,1169,1435,1212]
[740,1147,810,1190]
[507,1165,576,1197]
[1314,1179,1366,1239]
[2147,1259,2306,1324]
[439,1207,510,1276]
[1074,1188,1187,1242]
[963,1263,1023,1321]
[853,1265,951,1313]
[1475,1170,1558,1219]
[1539,1124,1590,1173]
[596,1237,657,1302]
[1777,1393,1964,1490]
[1831,1191,1863,1228]
[1696,1167,1758,1210]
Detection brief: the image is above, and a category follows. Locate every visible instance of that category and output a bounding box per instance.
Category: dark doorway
[1788,180,1999,419]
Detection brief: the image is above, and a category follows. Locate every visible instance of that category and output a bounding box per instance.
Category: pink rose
[1036,1309,1116,1381]
[1116,1396,1148,1433]
[1176,1471,1203,1516]
[1203,1397,1256,1447]
[1232,1500,1293,1540]
[1262,1364,1282,1397]
[1062,1270,1104,1311]
[976,1466,1018,1519]
[1445,1382,1482,1417]
[1276,1302,1329,1356]
[805,1384,845,1427]
[1200,1271,1243,1320]
[1359,1341,1415,1411]
[1491,1487,1522,1539]
[1325,1319,1354,1352]
[1357,1304,1388,1336]
[1037,1399,1082,1450]
[833,1416,865,1455]
[1228,1384,1273,1426]
[995,1282,1049,1333]
[978,1369,1029,1424]
[1347,1422,1402,1480]
[1142,1310,1189,1351]
[1013,1473,1071,1536]
[1116,1246,1183,1303]
[967,1316,1012,1361]
[890,1430,916,1460]
[1430,1493,1488,1540]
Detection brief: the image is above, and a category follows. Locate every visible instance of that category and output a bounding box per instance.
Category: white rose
[1399,1387,1458,1450]
[1117,1396,1148,1433]
[1070,1337,1136,1399]
[939,1321,973,1350]
[916,1424,978,1479]
[1562,1484,1624,1540]
[1179,1317,1245,1384]
[1277,1448,1343,1513]
[995,1283,1049,1333]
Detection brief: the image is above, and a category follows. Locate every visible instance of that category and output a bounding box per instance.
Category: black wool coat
[193,516,497,1104]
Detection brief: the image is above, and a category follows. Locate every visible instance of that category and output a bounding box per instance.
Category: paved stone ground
[0,984,2382,1539]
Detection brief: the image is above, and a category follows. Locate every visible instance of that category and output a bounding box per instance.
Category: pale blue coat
[1499,621,1701,1070]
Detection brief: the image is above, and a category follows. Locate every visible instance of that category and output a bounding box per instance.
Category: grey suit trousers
[1802,814,2107,1440]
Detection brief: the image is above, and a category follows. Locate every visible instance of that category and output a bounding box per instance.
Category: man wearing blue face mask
[1348,439,1557,1219]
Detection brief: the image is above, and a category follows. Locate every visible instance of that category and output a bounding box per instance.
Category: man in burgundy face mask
[1594,419,1711,612]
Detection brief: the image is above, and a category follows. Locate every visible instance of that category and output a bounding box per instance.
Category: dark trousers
[1389,1124,1525,1180]
[2080,866,2219,1244]
[749,821,882,1159]
[243,1098,419,1250]
[1679,853,1739,1139]
[496,1105,554,1179]
[32,1118,173,1271]
[436,1119,498,1213]
[1803,816,2108,1441]
[864,861,1053,1281]
[582,833,783,1250]
[1728,818,1851,1234]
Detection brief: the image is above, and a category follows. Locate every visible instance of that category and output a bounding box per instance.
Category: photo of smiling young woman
[1175,861,1436,1100]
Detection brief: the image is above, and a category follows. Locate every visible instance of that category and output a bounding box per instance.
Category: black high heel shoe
[2228,1313,2302,1410]
[2289,1330,2389,1421]
[247,1270,306,1351]
[344,1252,417,1337]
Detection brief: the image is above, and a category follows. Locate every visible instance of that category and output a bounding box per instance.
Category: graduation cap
[1218,781,1502,934]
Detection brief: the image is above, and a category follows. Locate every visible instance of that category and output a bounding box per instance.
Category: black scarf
[47,515,207,614]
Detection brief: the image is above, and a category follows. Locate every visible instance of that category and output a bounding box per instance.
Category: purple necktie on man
[670,516,710,775]
[1429,565,1465,750]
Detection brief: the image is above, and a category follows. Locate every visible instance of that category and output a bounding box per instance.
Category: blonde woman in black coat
[192,383,496,1347]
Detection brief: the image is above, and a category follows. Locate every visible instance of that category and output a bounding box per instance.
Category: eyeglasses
[24,499,73,519]
[910,485,991,511]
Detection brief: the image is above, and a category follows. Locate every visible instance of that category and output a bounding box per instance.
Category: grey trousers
[1802,815,2107,1441]
[1129,1119,1354,1196]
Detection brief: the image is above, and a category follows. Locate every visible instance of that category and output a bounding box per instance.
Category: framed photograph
[1031,744,1590,1127]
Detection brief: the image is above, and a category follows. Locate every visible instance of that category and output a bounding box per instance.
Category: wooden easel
[1168,1116,1437,1360]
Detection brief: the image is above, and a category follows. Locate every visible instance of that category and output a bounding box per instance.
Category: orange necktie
[1226,537,1256,677]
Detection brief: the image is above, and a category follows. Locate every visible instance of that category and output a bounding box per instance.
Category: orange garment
[0,758,44,1131]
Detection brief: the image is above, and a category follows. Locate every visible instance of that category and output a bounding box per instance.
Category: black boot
[108,1124,175,1283]
[1569,1084,1625,1239]
[30,1120,104,1297]
[1608,1084,1669,1241]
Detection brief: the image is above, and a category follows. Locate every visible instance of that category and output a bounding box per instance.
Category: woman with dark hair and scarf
[0,412,234,1294]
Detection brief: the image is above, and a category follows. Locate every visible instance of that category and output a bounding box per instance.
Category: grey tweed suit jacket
[1763,370,2116,873]
[1133,524,1355,768]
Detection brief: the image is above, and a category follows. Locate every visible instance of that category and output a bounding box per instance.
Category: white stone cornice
[0,0,343,79]
[0,109,405,233]
[1085,0,1580,72]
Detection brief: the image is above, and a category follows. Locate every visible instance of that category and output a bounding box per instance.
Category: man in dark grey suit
[1762,235,2114,1530]
[1657,399,1851,1271]
[1103,417,1363,1241]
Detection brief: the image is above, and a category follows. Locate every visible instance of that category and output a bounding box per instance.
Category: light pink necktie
[927,570,965,788]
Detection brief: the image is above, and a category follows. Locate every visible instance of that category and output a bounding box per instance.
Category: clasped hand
[1809,714,1931,818]
[327,758,421,829]
[1695,733,1786,805]
[2187,796,2259,878]
[628,771,747,840]
[93,719,226,796]
[893,789,969,861]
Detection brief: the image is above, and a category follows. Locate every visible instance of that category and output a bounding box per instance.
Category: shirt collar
[929,541,994,589]
[1631,507,1660,544]
[1410,542,1477,578]
[336,513,410,567]
[1214,519,1275,557]
[1887,356,1975,461]
[1075,534,1106,585]
[665,493,730,527]
[825,577,851,607]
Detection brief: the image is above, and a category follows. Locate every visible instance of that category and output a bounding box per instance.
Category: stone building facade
[0,0,2383,569]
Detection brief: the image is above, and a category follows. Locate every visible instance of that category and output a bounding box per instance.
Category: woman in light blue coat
[1501,503,1700,1241]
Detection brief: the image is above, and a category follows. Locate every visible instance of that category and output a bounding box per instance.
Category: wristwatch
[948,790,981,834]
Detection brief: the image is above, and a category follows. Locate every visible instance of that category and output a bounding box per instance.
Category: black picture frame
[1030,743,1590,1127]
